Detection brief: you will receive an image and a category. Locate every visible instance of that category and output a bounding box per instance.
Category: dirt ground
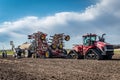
[0,54,120,80]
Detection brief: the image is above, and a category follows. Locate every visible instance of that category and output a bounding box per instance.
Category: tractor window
[83,37,90,45]
[83,36,96,46]
[91,36,96,41]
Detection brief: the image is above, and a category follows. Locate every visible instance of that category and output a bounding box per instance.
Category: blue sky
[0,0,120,49]
[0,0,96,22]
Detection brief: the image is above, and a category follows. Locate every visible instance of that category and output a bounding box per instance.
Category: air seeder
[23,31,70,58]
[45,33,70,58]
[68,33,114,60]
[27,31,48,58]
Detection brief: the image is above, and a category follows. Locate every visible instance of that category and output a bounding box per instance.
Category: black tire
[51,44,57,50]
[62,49,68,58]
[103,55,113,60]
[107,55,113,60]
[85,49,102,60]
[68,50,79,59]
[17,53,21,58]
[63,49,67,55]
[28,50,33,57]
[45,50,52,58]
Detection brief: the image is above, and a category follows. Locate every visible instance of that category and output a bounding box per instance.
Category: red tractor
[28,31,48,58]
[45,33,70,58]
[68,33,114,60]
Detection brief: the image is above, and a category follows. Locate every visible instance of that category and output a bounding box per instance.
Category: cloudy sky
[0,0,120,49]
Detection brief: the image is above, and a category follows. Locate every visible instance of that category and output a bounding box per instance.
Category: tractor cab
[83,34,97,46]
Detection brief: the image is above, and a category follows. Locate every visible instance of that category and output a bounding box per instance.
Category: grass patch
[0,50,13,55]
[114,49,120,54]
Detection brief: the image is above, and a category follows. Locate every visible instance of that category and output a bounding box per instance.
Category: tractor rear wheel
[85,49,102,60]
[68,50,79,59]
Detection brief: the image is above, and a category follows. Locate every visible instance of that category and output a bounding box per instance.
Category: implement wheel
[45,50,52,58]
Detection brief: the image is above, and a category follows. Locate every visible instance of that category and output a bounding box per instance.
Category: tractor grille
[101,45,114,55]
[104,45,114,55]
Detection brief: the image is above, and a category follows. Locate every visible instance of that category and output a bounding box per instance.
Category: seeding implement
[20,32,70,58]
[27,31,48,58]
[45,33,70,58]
[68,33,114,60]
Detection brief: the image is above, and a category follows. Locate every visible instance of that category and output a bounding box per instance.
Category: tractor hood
[95,41,112,48]
[95,41,114,55]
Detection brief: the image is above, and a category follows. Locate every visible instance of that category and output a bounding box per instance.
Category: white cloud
[0,0,120,49]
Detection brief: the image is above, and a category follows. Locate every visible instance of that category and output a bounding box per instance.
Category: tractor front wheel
[103,55,113,60]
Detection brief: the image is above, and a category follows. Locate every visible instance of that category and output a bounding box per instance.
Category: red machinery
[28,31,48,58]
[68,33,114,60]
[45,33,70,58]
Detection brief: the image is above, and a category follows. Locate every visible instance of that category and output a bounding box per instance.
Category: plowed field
[0,54,120,80]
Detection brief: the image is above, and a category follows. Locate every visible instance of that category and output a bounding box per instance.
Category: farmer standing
[1,50,7,58]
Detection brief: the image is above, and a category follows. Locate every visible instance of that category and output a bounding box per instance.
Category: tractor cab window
[83,36,89,45]
[83,36,96,46]
[91,36,96,41]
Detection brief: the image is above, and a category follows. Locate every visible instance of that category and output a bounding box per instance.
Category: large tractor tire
[103,55,113,60]
[45,50,52,58]
[106,55,113,60]
[85,49,103,60]
[68,50,79,59]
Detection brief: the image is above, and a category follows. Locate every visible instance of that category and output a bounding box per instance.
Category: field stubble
[0,54,120,80]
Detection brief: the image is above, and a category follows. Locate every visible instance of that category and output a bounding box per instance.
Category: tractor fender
[96,48,105,55]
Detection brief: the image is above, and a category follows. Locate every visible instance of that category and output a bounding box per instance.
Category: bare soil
[0,54,120,80]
